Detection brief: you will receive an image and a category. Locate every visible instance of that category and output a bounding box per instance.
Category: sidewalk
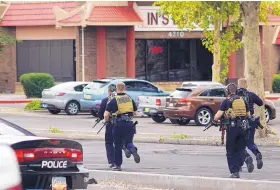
[1,93,280,104]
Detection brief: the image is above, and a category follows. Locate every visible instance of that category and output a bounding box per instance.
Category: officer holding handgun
[237,78,264,172]
[97,84,117,168]
[104,82,140,171]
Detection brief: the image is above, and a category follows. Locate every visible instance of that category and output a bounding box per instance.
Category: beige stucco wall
[16,26,76,40]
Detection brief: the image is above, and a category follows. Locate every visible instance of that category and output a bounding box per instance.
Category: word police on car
[41,160,67,169]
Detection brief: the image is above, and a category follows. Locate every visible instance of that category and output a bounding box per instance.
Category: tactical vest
[115,94,134,115]
[225,95,247,119]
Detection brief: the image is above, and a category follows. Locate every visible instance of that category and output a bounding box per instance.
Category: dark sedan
[0,118,90,189]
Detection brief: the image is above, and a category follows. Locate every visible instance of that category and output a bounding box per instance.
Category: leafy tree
[241,1,280,137]
[154,1,243,82]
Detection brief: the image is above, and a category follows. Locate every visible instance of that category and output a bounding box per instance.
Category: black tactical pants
[226,126,247,174]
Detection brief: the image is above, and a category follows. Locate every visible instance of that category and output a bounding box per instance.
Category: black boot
[229,172,240,178]
[112,165,122,171]
[131,147,140,163]
[109,163,115,168]
[245,156,254,173]
[256,153,263,169]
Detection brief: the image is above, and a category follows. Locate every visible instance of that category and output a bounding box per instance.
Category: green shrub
[272,74,280,93]
[24,100,43,110]
[20,73,55,98]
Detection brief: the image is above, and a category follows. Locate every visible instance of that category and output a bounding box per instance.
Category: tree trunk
[241,1,268,137]
[212,19,222,82]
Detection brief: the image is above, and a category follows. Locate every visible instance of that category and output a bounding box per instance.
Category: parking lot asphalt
[80,140,280,181]
[1,102,280,139]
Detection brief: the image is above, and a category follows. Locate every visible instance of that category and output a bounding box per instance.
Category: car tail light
[15,148,83,163]
[179,98,192,103]
[55,92,65,96]
[156,99,161,106]
[7,184,22,190]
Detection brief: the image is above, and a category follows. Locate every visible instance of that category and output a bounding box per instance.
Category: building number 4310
[168,31,185,37]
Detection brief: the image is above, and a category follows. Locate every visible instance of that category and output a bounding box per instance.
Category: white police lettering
[41,161,67,168]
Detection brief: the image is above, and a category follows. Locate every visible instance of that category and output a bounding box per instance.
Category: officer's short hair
[227,83,237,95]
[238,78,247,88]
[116,82,125,91]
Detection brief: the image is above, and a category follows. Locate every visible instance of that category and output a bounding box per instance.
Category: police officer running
[104,82,140,171]
[212,83,250,178]
[237,78,264,172]
[97,84,117,168]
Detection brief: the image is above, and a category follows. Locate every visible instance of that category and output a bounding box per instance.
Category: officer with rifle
[95,84,132,168]
[207,83,250,178]
[104,82,140,171]
[237,78,264,172]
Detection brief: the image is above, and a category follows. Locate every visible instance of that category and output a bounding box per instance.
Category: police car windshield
[85,80,109,90]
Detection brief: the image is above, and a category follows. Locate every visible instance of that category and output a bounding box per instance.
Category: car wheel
[195,107,213,126]
[151,115,166,123]
[170,119,179,124]
[265,107,271,123]
[65,101,80,115]
[48,109,61,115]
[177,119,190,126]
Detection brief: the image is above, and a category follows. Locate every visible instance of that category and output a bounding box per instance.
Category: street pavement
[80,140,280,181]
[0,109,280,139]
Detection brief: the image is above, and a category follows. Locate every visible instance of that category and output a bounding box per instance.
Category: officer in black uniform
[97,84,117,168]
[212,83,250,178]
[237,78,264,172]
[104,82,140,171]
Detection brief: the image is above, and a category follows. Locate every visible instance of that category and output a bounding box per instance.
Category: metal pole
[81,27,85,82]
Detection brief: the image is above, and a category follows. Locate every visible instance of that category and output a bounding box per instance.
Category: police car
[0,118,90,189]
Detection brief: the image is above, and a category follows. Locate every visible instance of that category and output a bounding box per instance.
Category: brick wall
[262,26,280,92]
[106,27,126,77]
[0,27,16,93]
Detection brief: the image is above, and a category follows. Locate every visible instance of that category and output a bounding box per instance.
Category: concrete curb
[89,170,280,190]
[87,184,160,190]
[0,99,33,104]
[34,132,280,147]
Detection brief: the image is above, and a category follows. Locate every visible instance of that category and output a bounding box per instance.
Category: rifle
[252,116,264,129]
[97,121,107,134]
[92,118,101,128]
[219,124,226,145]
[203,120,220,131]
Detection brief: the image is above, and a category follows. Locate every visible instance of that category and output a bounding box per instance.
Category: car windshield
[85,81,110,90]
[0,119,35,136]
[170,89,192,98]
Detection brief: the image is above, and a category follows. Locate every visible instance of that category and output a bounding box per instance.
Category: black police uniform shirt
[98,97,109,120]
[246,91,263,114]
[105,93,138,117]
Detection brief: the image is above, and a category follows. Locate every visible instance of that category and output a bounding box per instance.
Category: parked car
[163,86,276,126]
[0,143,22,190]
[138,94,169,123]
[181,81,223,88]
[80,78,169,116]
[40,81,90,115]
[0,118,90,189]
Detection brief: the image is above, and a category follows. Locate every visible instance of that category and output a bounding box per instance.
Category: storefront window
[135,40,146,80]
[135,39,212,82]
[169,40,190,81]
[146,40,168,81]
